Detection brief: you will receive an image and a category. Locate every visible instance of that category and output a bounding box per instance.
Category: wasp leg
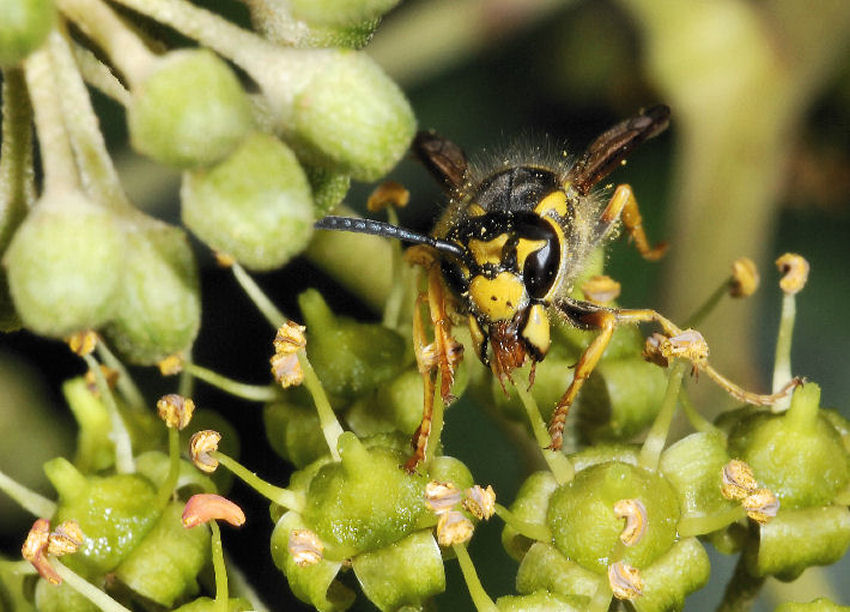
[405,293,438,472]
[547,308,617,451]
[599,184,668,261]
[404,254,464,472]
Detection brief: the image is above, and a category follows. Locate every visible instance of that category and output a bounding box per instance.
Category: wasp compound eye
[515,214,560,300]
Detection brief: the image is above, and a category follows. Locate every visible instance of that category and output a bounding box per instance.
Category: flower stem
[639,359,687,471]
[0,68,35,239]
[231,263,286,328]
[452,543,498,612]
[298,349,344,461]
[210,521,229,612]
[677,506,746,538]
[213,452,304,512]
[49,558,132,612]
[83,353,135,474]
[514,381,574,485]
[684,279,730,328]
[494,504,551,542]
[771,292,796,412]
[0,469,56,518]
[183,361,280,402]
[70,41,131,107]
[679,388,720,434]
[96,340,146,412]
[155,427,181,510]
[23,48,79,193]
[717,551,765,612]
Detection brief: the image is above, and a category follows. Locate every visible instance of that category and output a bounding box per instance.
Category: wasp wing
[412,130,469,193]
[568,105,670,196]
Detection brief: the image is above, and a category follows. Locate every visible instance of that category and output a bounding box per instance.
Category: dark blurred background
[2,0,849,609]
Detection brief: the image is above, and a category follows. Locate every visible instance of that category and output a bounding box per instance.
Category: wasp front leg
[598,184,667,261]
[404,248,464,472]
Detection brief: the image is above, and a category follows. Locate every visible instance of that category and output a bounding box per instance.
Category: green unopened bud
[182,132,313,270]
[274,50,415,181]
[270,510,354,610]
[547,462,680,573]
[103,217,200,364]
[305,165,350,216]
[658,432,737,523]
[497,590,589,611]
[128,49,253,168]
[114,502,210,607]
[634,537,710,612]
[43,457,160,576]
[515,542,598,599]
[352,530,445,610]
[299,289,407,397]
[34,579,97,612]
[502,471,558,561]
[301,433,428,559]
[264,398,328,468]
[288,0,400,26]
[727,384,850,509]
[4,190,124,336]
[0,0,55,67]
[748,505,850,580]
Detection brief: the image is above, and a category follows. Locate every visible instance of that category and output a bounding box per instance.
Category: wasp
[316,106,799,464]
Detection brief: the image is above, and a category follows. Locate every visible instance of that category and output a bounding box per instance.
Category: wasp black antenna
[315,216,467,261]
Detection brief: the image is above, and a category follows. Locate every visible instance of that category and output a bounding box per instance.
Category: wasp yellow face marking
[515,237,547,269]
[468,234,509,267]
[469,272,527,321]
[467,203,486,217]
[534,190,568,217]
[521,303,550,359]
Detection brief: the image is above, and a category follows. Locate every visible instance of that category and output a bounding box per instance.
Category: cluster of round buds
[271,321,307,388]
[22,518,84,585]
[721,460,779,524]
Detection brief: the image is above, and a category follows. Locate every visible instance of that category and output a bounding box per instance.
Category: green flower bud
[578,357,667,442]
[748,505,850,580]
[43,458,160,576]
[497,590,589,611]
[4,190,124,336]
[34,578,98,612]
[301,433,428,559]
[63,377,115,473]
[305,165,351,216]
[299,289,407,397]
[352,530,445,611]
[128,49,253,168]
[264,396,328,468]
[547,462,680,573]
[426,455,474,492]
[103,217,200,364]
[632,537,710,612]
[727,384,850,509]
[515,542,599,599]
[0,0,55,67]
[775,598,850,611]
[182,132,314,271]
[569,444,640,472]
[114,502,210,607]
[658,432,737,523]
[502,472,558,561]
[173,597,253,611]
[288,0,401,26]
[277,50,415,181]
[270,510,355,611]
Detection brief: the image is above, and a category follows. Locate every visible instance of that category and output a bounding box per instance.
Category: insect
[316,106,799,463]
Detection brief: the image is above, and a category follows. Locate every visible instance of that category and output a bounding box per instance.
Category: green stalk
[717,552,765,612]
[183,361,280,402]
[683,279,730,328]
[771,292,796,412]
[50,558,132,612]
[154,427,181,510]
[639,359,687,471]
[494,504,551,542]
[210,521,229,612]
[83,353,135,474]
[213,452,304,512]
[96,340,146,412]
[514,382,574,485]
[452,543,497,612]
[0,469,56,518]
